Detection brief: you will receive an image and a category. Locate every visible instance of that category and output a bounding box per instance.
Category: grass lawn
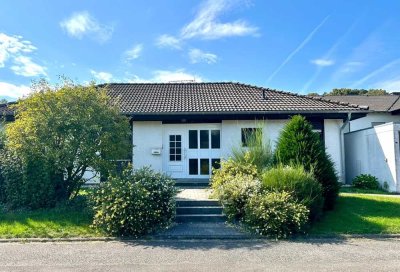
[0,203,102,239]
[311,193,400,235]
[340,186,397,195]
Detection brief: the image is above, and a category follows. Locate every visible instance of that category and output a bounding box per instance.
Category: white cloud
[189,48,217,64]
[350,58,400,88]
[156,34,182,49]
[124,44,143,61]
[311,58,334,67]
[0,33,46,77]
[180,0,258,40]
[0,82,31,99]
[11,56,47,77]
[90,70,113,82]
[156,0,258,49]
[60,11,113,43]
[373,78,400,91]
[126,69,203,83]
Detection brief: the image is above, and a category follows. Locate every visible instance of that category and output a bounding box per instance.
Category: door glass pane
[189,159,198,175]
[169,134,182,161]
[189,130,198,149]
[211,130,220,149]
[200,159,210,175]
[211,158,221,170]
[200,130,209,149]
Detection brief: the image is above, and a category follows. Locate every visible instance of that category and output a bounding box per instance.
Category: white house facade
[104,82,368,182]
[323,95,400,191]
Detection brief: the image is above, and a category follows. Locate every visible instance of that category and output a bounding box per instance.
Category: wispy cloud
[350,58,400,88]
[124,44,143,61]
[156,0,258,49]
[310,59,335,67]
[0,33,46,77]
[90,70,113,82]
[11,56,47,77]
[372,77,400,91]
[267,15,330,84]
[0,81,31,99]
[189,48,217,64]
[127,69,203,83]
[60,11,113,43]
[156,34,182,49]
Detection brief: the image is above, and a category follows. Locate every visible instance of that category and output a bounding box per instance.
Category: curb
[0,234,399,243]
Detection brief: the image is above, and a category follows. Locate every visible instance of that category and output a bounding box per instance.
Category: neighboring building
[323,95,400,192]
[106,82,367,182]
[323,95,400,132]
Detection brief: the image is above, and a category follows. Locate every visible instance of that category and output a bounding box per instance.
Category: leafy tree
[325,88,388,96]
[0,98,7,104]
[274,115,339,210]
[307,92,320,96]
[3,79,130,204]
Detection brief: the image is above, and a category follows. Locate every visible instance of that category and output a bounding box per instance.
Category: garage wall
[324,119,344,182]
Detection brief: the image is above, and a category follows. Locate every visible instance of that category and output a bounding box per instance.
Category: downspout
[339,112,351,184]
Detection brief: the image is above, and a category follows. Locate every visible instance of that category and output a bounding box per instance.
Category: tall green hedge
[274,115,339,210]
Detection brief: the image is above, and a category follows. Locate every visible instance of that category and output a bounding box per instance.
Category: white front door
[163,124,221,179]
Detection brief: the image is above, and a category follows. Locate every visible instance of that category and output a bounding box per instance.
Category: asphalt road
[0,238,399,271]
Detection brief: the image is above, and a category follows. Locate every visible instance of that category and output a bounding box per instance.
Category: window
[189,159,198,175]
[169,134,182,161]
[200,159,210,175]
[200,130,209,149]
[211,158,221,170]
[189,130,198,149]
[241,128,261,147]
[211,130,220,149]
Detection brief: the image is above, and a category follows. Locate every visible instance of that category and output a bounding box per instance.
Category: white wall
[349,112,400,132]
[324,119,344,182]
[132,121,163,171]
[344,122,399,192]
[132,119,344,180]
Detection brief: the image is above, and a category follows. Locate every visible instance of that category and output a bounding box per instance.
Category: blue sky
[1,0,400,100]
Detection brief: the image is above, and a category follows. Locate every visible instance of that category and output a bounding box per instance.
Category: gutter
[339,112,351,183]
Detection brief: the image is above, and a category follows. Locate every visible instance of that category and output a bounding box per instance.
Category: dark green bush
[0,150,58,209]
[244,191,309,238]
[274,115,339,210]
[92,167,177,237]
[352,174,380,190]
[262,165,324,221]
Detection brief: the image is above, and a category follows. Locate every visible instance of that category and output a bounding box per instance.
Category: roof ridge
[388,95,400,111]
[234,82,369,110]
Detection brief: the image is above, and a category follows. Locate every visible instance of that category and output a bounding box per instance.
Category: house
[106,82,368,182]
[323,95,400,192]
[323,95,400,132]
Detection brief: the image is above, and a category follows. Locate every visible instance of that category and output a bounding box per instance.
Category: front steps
[174,179,210,188]
[176,199,226,223]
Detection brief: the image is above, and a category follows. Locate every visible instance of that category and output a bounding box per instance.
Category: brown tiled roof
[324,95,400,112]
[0,102,16,117]
[106,82,368,115]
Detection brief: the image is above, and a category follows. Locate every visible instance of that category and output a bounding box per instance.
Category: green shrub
[0,150,59,209]
[262,165,323,221]
[231,127,273,171]
[275,115,339,210]
[92,167,177,237]
[214,174,261,221]
[352,174,380,190]
[244,191,309,238]
[211,155,258,190]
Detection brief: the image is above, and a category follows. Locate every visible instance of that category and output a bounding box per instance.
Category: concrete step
[175,182,210,188]
[176,200,220,207]
[177,206,223,215]
[175,214,226,223]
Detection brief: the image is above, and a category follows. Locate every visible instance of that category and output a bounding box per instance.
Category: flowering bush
[244,191,309,238]
[92,167,177,237]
